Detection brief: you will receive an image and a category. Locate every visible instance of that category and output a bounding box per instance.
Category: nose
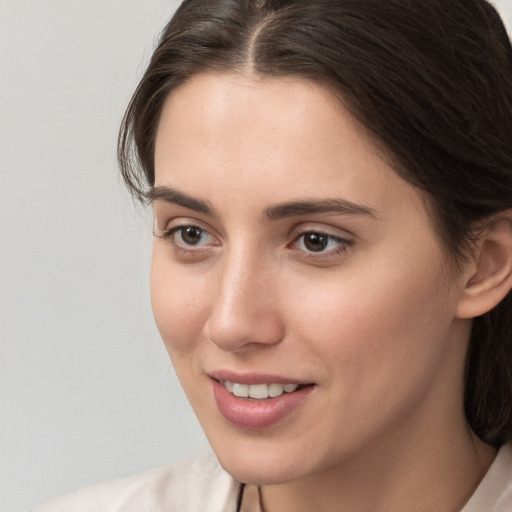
[203,248,285,352]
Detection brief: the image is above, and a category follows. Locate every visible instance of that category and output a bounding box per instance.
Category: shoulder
[463,443,512,512]
[31,453,241,512]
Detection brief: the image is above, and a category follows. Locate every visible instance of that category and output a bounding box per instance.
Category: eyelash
[155,224,352,259]
[290,231,352,258]
[155,225,218,253]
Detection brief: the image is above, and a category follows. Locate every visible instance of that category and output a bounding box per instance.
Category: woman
[34,0,512,510]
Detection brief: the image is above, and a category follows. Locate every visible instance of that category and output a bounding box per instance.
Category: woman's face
[151,73,471,484]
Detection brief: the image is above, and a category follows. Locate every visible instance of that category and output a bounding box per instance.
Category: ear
[456,211,512,319]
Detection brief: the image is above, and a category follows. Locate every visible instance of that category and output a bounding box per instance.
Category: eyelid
[289,222,354,242]
[154,215,218,238]
[164,225,216,243]
[153,218,354,260]
[153,217,221,253]
[288,224,354,258]
[292,233,351,253]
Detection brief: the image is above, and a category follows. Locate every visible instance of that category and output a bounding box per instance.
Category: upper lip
[209,369,313,385]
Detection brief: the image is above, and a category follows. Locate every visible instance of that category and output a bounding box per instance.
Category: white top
[32,444,512,512]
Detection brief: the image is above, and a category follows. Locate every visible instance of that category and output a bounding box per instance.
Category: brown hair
[118,0,512,446]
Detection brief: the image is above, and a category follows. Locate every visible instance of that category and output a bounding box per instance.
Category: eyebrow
[148,186,218,217]
[264,198,378,220]
[148,186,378,220]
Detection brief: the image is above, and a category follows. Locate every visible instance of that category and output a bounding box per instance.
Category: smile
[212,378,316,429]
[222,380,299,399]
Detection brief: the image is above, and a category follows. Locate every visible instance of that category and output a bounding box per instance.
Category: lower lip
[212,379,314,429]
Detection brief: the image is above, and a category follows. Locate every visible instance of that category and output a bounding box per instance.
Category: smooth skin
[150,73,511,512]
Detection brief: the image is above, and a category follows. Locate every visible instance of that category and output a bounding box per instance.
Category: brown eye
[161,225,216,248]
[303,233,329,252]
[180,226,205,245]
[155,223,219,250]
[293,231,350,255]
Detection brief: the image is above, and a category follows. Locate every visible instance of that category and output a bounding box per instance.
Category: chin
[211,439,312,485]
[218,457,302,486]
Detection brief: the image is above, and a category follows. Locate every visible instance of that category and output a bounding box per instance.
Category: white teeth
[223,381,301,399]
[268,383,284,397]
[233,383,249,398]
[248,384,268,399]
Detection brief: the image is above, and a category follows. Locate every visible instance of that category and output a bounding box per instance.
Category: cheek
[288,251,457,393]
[283,265,459,451]
[150,249,210,359]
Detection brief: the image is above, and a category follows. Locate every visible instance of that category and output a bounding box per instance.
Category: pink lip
[209,369,310,386]
[211,378,315,430]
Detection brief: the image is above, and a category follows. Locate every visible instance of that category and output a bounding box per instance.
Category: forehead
[153,72,426,222]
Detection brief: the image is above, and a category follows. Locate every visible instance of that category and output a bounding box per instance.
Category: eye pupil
[304,233,328,252]
[182,227,203,245]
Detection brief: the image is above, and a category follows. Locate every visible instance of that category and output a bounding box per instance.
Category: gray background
[1,1,511,511]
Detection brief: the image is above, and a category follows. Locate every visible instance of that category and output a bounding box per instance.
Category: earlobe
[456,212,512,319]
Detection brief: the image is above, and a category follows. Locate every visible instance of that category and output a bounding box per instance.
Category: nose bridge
[205,242,284,351]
